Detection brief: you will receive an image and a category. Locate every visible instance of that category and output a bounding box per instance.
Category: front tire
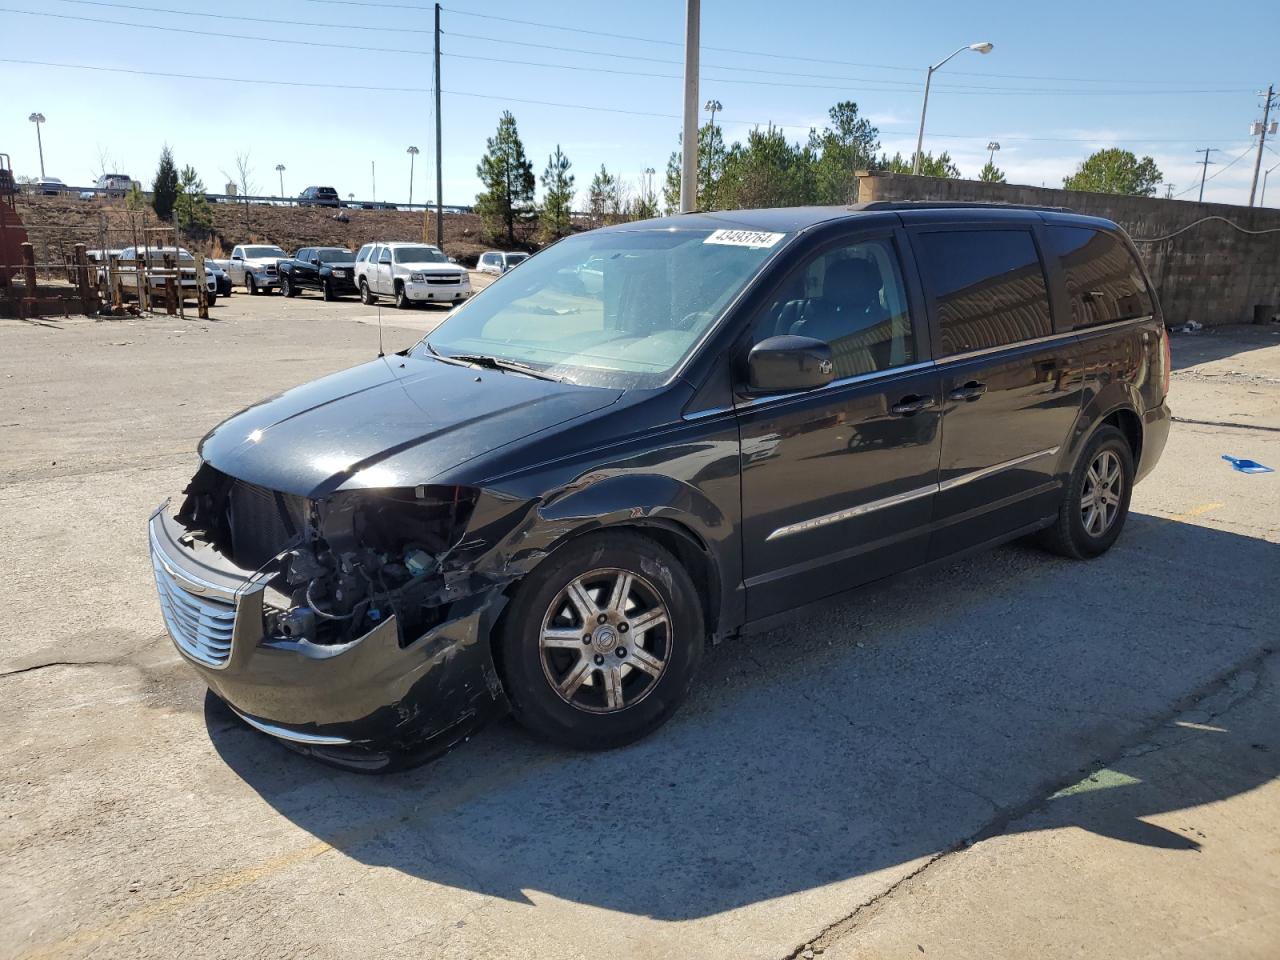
[281,276,296,298]
[322,280,335,302]
[498,531,704,750]
[394,282,411,309]
[246,275,258,296]
[1038,425,1134,559]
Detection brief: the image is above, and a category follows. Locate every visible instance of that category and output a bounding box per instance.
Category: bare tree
[220,151,256,236]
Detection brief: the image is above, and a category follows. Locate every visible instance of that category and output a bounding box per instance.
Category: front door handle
[948,380,987,402]
[890,394,935,416]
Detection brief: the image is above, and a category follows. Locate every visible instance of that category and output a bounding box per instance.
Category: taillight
[1161,327,1172,398]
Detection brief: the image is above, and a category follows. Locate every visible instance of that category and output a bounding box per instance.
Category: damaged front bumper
[148,504,510,770]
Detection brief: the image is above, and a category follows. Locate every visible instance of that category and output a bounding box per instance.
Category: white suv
[354,242,471,308]
[476,250,530,275]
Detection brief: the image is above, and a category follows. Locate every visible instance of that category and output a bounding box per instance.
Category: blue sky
[3,0,1278,207]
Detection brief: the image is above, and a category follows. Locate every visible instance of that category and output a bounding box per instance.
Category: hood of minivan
[198,355,622,497]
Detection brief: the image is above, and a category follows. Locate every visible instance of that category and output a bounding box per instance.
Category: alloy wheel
[539,567,671,714]
[1081,449,1123,537]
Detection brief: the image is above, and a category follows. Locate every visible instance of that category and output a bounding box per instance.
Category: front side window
[916,229,1052,355]
[420,228,790,387]
[1044,226,1152,328]
[752,237,915,379]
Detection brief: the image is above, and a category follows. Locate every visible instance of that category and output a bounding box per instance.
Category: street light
[703,99,722,126]
[28,112,46,178]
[275,163,285,199]
[986,141,1001,165]
[912,42,994,175]
[1263,157,1280,206]
[406,146,419,206]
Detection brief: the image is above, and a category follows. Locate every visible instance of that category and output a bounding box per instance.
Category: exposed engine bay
[175,463,484,647]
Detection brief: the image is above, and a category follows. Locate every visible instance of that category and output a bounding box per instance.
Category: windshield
[244,246,285,258]
[419,227,789,388]
[392,246,447,263]
[315,248,353,263]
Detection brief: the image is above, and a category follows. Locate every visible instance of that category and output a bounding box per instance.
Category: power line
[8,6,1243,99]
[1171,144,1254,198]
[49,0,1251,88]
[0,57,1255,147]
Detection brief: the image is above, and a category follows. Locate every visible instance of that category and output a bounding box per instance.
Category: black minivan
[149,203,1170,769]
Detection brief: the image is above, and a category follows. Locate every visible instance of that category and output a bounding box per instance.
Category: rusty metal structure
[0,152,29,286]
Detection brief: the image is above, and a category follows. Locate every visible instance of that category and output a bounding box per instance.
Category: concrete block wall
[855,172,1280,328]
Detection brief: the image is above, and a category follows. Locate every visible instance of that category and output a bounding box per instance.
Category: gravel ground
[1,301,1277,960]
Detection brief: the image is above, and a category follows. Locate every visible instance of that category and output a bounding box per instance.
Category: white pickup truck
[116,246,218,304]
[227,244,286,295]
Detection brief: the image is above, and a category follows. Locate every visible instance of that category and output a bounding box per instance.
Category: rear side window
[1044,226,1152,328]
[916,229,1052,355]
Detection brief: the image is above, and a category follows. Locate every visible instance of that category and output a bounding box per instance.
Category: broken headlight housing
[268,485,481,648]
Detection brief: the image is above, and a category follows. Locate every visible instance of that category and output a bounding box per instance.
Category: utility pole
[1248,84,1276,207]
[371,161,376,203]
[406,146,419,206]
[275,163,285,199]
[679,0,700,213]
[1196,148,1218,202]
[28,112,46,178]
[434,2,444,245]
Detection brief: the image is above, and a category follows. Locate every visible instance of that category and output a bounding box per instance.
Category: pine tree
[174,165,213,233]
[979,160,1007,184]
[538,145,574,241]
[475,111,535,243]
[808,101,880,204]
[587,165,618,226]
[151,146,179,221]
[663,149,681,214]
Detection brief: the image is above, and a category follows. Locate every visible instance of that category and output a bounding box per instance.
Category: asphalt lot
[1,293,1277,959]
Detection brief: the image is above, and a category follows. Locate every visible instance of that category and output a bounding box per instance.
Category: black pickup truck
[277,247,358,300]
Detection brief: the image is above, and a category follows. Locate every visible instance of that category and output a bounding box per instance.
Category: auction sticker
[703,229,785,248]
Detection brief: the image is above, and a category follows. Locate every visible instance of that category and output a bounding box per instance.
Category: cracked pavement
[1,305,1277,959]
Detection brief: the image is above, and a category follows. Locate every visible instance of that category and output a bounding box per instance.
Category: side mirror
[231,255,243,261]
[310,258,321,266]
[449,257,459,264]
[746,335,834,394]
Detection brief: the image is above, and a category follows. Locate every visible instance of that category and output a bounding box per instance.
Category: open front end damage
[149,463,529,770]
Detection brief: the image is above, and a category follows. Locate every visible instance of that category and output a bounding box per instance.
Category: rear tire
[1038,425,1134,560]
[360,279,375,305]
[498,531,704,750]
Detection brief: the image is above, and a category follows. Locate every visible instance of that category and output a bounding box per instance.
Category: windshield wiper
[432,348,561,382]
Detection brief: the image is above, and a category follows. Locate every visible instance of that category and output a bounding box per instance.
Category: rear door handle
[948,380,987,402]
[890,394,936,416]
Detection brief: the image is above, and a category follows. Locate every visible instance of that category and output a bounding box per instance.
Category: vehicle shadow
[207,513,1278,920]
[1170,323,1278,371]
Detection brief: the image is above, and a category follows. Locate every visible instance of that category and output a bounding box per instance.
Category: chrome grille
[151,552,236,667]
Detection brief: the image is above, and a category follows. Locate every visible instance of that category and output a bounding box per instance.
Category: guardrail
[20,183,473,213]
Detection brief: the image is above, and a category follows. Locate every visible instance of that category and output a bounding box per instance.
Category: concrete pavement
[1,304,1276,960]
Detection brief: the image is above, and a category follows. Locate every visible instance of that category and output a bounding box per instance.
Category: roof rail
[850,200,1076,213]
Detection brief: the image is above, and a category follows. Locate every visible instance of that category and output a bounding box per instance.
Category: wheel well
[1102,408,1142,463]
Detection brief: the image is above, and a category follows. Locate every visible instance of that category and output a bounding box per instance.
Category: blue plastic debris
[1222,455,1275,474]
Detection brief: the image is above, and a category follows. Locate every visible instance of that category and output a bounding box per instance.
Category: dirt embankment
[15,195,543,266]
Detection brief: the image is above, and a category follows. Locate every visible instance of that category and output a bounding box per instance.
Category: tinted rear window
[1044,226,1152,328]
[916,229,1052,355]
